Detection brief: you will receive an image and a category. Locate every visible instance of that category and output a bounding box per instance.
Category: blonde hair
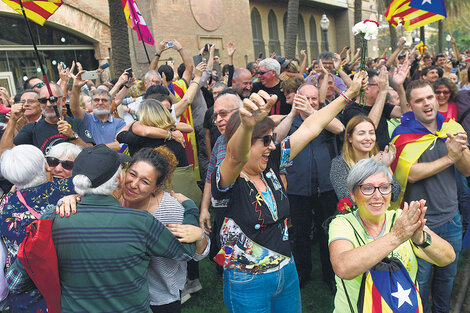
[342,115,379,169]
[138,99,175,129]
[127,81,146,98]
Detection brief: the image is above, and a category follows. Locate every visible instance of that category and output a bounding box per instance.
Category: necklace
[240,171,278,221]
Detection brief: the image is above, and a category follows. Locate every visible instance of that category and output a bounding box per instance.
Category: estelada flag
[357,257,423,313]
[2,0,63,26]
[385,0,447,31]
[390,111,463,208]
[121,0,154,45]
[415,41,427,56]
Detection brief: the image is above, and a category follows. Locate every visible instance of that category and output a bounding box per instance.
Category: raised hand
[172,39,183,51]
[227,42,236,57]
[410,199,427,245]
[293,94,315,116]
[392,59,411,86]
[377,67,389,92]
[391,200,423,244]
[72,70,88,89]
[239,90,277,129]
[349,70,369,97]
[195,62,207,78]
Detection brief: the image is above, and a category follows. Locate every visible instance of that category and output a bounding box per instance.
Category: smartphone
[100,63,110,70]
[203,44,210,52]
[124,68,133,77]
[60,62,66,70]
[81,70,99,80]
[193,54,203,66]
[258,52,263,59]
[166,41,174,48]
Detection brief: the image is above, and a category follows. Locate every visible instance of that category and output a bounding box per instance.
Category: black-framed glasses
[257,71,268,76]
[33,82,45,89]
[212,108,238,120]
[435,90,450,95]
[256,133,277,147]
[46,157,74,170]
[359,183,392,196]
[38,96,59,104]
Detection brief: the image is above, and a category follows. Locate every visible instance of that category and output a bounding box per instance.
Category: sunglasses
[212,108,238,120]
[38,96,59,104]
[358,183,392,196]
[33,82,45,89]
[256,133,277,146]
[257,71,268,76]
[435,90,450,95]
[46,157,74,170]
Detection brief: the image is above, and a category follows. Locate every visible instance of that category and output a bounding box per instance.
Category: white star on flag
[422,0,432,4]
[391,282,412,308]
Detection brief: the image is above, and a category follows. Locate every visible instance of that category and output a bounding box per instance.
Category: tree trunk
[420,26,426,44]
[108,0,131,77]
[388,0,397,49]
[354,0,362,51]
[438,20,444,53]
[285,0,299,59]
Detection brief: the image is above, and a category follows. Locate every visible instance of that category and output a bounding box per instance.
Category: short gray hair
[73,167,122,196]
[216,93,242,108]
[91,88,112,103]
[1,145,47,190]
[319,52,335,60]
[259,58,280,76]
[46,143,82,160]
[145,70,161,81]
[347,158,392,194]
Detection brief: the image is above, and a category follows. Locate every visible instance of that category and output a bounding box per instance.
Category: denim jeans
[223,257,301,313]
[417,213,462,313]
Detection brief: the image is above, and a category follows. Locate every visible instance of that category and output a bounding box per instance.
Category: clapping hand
[392,200,424,244]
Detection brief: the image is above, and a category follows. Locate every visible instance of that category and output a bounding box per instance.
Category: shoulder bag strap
[16,190,41,220]
[341,279,357,313]
[459,107,470,125]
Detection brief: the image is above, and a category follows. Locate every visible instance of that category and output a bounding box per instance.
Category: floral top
[211,137,292,274]
[0,178,74,312]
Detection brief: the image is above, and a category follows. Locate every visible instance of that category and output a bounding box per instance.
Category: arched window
[297,15,307,57]
[251,8,266,59]
[309,16,319,59]
[268,10,281,56]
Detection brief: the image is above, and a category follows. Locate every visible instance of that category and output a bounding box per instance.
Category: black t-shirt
[116,123,189,167]
[13,117,95,154]
[340,101,394,150]
[203,107,221,149]
[211,142,291,257]
[252,81,290,115]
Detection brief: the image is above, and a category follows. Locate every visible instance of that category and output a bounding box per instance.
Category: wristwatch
[70,132,79,140]
[154,51,161,57]
[415,231,432,249]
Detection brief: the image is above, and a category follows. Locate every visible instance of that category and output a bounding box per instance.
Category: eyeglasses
[33,82,45,89]
[255,133,277,146]
[19,99,38,105]
[358,183,392,196]
[212,108,238,120]
[46,157,74,170]
[435,90,450,95]
[257,71,268,76]
[38,96,59,104]
[93,98,109,103]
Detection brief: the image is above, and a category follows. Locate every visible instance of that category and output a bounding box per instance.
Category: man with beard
[70,72,126,150]
[232,68,253,99]
[5,83,94,154]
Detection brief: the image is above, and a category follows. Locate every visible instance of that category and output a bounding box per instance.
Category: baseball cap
[72,144,131,188]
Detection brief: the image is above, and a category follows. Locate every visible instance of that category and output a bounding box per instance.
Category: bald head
[297,84,319,111]
[232,68,253,99]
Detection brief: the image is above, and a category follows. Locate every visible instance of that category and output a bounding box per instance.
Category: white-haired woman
[329,158,455,312]
[0,145,75,312]
[46,142,82,179]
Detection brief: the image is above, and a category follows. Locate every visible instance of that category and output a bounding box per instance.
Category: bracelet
[154,51,161,57]
[123,84,129,88]
[197,229,205,243]
[177,48,182,52]
[191,81,200,86]
[165,129,172,141]
[340,91,353,104]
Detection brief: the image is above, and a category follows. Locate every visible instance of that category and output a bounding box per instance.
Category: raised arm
[368,67,389,129]
[172,62,206,118]
[386,37,405,68]
[70,70,88,119]
[219,91,277,189]
[289,71,367,160]
[299,49,308,77]
[150,40,170,71]
[173,39,194,85]
[0,103,22,155]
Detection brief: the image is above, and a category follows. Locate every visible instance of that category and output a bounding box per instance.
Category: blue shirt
[83,112,126,145]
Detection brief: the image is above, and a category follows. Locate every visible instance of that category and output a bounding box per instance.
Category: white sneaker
[181,289,191,304]
[185,279,203,294]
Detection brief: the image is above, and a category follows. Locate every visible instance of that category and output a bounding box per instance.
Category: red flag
[121,0,154,45]
[2,0,63,26]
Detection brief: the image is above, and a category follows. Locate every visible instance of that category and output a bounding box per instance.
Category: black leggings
[150,300,181,313]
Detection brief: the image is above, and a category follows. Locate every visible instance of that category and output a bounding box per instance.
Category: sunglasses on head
[38,96,59,104]
[46,157,74,170]
[256,133,277,146]
[33,82,45,89]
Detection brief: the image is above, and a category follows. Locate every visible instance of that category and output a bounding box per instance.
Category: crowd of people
[0,35,469,313]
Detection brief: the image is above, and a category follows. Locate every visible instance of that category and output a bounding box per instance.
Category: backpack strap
[341,279,357,313]
[16,190,41,220]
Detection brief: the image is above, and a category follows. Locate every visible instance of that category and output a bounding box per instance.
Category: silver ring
[57,200,64,207]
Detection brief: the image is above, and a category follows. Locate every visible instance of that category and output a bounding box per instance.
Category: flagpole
[18,0,61,118]
[128,0,151,64]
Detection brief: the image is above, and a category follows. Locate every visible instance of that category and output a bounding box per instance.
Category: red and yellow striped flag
[2,0,63,26]
[385,0,446,31]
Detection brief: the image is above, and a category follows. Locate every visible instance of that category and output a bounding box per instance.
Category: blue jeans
[223,257,301,313]
[417,213,462,313]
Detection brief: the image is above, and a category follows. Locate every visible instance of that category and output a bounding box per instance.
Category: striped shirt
[205,135,227,184]
[148,193,209,306]
[8,194,196,313]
